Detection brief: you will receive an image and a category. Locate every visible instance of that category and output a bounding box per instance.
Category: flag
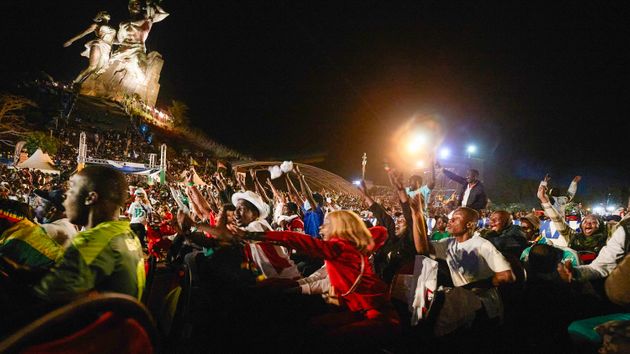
[190,156,199,166]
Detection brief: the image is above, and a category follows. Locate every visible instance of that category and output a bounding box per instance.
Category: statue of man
[110,0,168,81]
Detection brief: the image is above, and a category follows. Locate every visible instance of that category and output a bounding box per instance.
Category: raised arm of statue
[64,23,98,48]
[146,2,169,23]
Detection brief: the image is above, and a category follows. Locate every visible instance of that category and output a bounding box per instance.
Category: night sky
[1,1,629,203]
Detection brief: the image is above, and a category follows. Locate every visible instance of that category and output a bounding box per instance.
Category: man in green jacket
[33,165,145,303]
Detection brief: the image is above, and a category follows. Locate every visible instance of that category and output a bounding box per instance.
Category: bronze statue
[64,11,117,85]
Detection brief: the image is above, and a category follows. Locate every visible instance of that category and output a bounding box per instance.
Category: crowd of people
[1,141,630,353]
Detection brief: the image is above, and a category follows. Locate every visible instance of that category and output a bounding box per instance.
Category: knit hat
[520,213,541,230]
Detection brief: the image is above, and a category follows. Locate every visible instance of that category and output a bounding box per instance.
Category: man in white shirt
[414,206,515,320]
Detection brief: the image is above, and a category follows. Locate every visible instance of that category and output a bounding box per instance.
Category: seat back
[0,293,158,354]
[144,263,192,350]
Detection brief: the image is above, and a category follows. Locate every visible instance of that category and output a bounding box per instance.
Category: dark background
[1,1,629,206]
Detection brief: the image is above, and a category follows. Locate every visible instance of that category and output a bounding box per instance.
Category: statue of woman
[63,11,117,85]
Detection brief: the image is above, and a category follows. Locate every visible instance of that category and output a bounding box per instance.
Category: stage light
[416,160,425,168]
[439,147,451,159]
[352,180,361,186]
[407,133,428,153]
[606,206,616,212]
[466,145,477,154]
[592,206,605,214]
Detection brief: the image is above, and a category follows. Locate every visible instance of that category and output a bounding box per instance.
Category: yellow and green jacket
[0,219,64,269]
[34,221,145,302]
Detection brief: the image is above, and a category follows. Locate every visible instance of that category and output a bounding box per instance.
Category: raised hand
[572,176,582,183]
[557,260,574,283]
[177,209,193,231]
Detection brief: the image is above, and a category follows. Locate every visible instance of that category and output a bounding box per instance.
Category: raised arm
[295,165,317,210]
[357,180,375,208]
[537,178,574,244]
[64,23,97,47]
[410,194,432,256]
[284,174,302,205]
[250,169,271,204]
[567,175,581,201]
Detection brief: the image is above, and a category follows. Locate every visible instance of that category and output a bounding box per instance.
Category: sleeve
[567,181,578,200]
[541,202,574,244]
[264,231,343,260]
[33,246,96,302]
[480,240,512,273]
[574,226,627,281]
[401,201,412,229]
[442,169,467,185]
[297,265,330,294]
[604,253,630,309]
[369,202,395,240]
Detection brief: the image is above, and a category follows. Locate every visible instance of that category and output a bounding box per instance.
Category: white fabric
[128,201,152,224]
[39,218,78,248]
[245,219,301,280]
[411,256,439,325]
[297,265,330,294]
[280,161,294,173]
[268,165,283,179]
[461,184,473,207]
[432,233,512,319]
[432,234,511,287]
[17,149,59,174]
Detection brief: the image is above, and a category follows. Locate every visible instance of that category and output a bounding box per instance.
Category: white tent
[17,148,60,174]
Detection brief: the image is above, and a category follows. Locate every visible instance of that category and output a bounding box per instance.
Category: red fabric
[264,231,390,312]
[22,312,153,354]
[256,243,293,274]
[369,226,388,252]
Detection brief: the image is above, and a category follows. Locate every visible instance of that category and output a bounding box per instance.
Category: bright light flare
[466,145,477,154]
[352,180,361,186]
[407,133,428,153]
[606,206,616,212]
[592,206,605,215]
[439,147,451,159]
[416,160,425,168]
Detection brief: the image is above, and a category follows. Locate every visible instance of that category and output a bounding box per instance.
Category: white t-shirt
[127,201,152,224]
[432,234,512,287]
[432,234,512,319]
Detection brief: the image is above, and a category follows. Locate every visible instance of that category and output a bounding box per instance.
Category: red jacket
[264,230,390,312]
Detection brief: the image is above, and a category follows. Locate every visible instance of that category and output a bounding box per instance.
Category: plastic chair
[0,293,158,354]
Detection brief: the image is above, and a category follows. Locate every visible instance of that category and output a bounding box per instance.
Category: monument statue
[77,0,169,106]
[63,11,117,86]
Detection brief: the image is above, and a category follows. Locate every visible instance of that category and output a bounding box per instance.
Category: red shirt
[264,230,390,312]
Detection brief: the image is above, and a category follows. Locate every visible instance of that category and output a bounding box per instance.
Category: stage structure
[76,131,160,176]
[68,1,169,106]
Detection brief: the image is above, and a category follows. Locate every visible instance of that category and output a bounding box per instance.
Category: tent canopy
[17,149,60,174]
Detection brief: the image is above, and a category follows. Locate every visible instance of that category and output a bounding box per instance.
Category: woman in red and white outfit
[230,210,400,345]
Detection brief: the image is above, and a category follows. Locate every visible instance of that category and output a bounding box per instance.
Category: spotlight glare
[439,147,451,159]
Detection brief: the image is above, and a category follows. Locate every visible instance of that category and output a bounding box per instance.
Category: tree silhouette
[0,94,36,146]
